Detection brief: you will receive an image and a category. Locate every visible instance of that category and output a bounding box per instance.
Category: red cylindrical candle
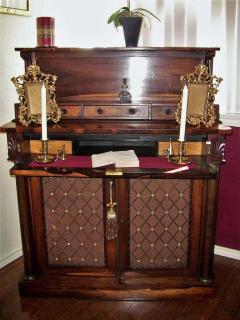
[37,17,55,47]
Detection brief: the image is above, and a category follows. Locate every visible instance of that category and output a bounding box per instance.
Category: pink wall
[216,127,240,250]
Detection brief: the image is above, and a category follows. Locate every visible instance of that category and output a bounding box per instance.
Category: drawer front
[59,105,82,118]
[152,105,176,120]
[83,105,149,119]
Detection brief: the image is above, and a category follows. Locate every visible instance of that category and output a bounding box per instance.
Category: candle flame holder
[163,138,174,160]
[169,141,191,165]
[57,144,67,160]
[34,139,55,163]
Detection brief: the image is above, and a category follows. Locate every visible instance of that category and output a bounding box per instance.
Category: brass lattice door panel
[129,179,191,269]
[42,177,105,267]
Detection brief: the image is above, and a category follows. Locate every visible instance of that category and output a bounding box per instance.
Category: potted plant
[107,0,160,47]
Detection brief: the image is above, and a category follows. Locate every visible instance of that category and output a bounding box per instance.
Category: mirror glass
[187,84,208,115]
[26,84,41,115]
[26,84,51,115]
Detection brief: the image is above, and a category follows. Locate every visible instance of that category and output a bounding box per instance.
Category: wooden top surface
[15,47,220,52]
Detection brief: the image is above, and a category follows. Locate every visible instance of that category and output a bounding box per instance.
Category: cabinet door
[129,178,190,269]
[42,177,106,268]
[118,178,203,278]
[30,176,116,274]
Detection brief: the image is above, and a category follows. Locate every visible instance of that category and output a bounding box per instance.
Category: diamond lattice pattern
[42,177,105,267]
[130,179,191,269]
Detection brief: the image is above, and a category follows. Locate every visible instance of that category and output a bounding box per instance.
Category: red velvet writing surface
[30,155,194,169]
[31,156,92,168]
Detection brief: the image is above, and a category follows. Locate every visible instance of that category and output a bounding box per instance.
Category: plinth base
[18,274,215,299]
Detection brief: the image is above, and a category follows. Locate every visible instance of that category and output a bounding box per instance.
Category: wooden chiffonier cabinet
[0,47,232,299]
[10,167,218,299]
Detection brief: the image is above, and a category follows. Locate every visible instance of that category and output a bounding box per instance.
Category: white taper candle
[179,86,188,142]
[41,84,47,141]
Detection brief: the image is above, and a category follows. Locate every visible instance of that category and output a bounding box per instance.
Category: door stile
[116,178,130,279]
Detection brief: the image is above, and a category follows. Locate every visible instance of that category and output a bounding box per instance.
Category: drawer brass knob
[129,108,136,115]
[165,108,172,116]
[61,108,68,115]
[97,108,103,115]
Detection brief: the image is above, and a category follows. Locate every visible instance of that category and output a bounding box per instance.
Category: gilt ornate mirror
[176,64,223,127]
[11,64,61,126]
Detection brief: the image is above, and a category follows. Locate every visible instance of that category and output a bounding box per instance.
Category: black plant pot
[119,16,143,47]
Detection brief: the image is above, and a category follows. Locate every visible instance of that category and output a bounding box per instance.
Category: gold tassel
[106,181,118,240]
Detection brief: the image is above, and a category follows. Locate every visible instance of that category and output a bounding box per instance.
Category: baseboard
[214,245,240,260]
[0,248,23,269]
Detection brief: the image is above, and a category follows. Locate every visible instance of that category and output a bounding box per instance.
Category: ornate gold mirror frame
[176,64,223,127]
[11,64,61,126]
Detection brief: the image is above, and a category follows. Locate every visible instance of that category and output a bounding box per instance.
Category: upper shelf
[15,47,220,105]
[1,47,229,137]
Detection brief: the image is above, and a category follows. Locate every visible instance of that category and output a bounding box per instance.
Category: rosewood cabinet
[0,47,232,299]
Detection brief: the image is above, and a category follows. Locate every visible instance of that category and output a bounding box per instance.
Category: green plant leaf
[107,9,123,24]
[132,12,150,28]
[114,16,122,29]
[107,5,159,29]
[107,7,131,28]
[133,8,161,21]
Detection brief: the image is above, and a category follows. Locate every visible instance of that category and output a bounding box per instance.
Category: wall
[216,127,240,250]
[0,1,42,268]
[0,18,2,264]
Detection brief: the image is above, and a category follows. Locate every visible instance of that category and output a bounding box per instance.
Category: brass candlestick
[169,141,191,165]
[34,139,55,163]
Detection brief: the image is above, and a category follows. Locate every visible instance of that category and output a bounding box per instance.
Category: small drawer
[152,106,176,120]
[83,105,149,119]
[59,105,82,118]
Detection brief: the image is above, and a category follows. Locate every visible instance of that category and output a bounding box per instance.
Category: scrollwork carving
[207,136,226,166]
[119,78,132,103]
[6,134,20,161]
